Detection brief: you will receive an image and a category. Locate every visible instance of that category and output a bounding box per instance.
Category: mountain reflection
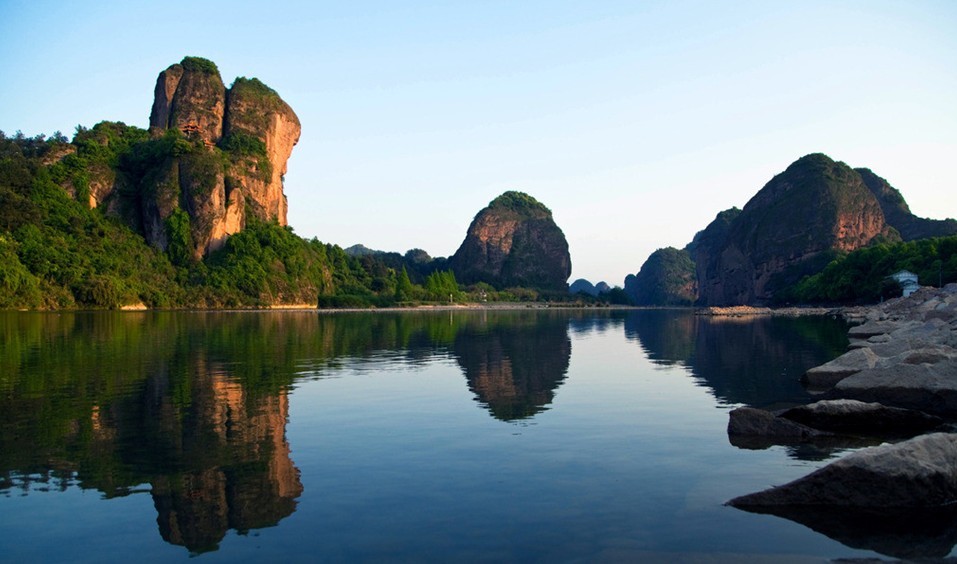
[0,309,579,551]
[0,312,304,553]
[450,311,572,421]
[623,310,848,410]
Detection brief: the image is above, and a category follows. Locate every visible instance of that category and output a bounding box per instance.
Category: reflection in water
[451,311,571,421]
[0,313,305,553]
[0,310,576,552]
[624,310,848,409]
[736,504,957,560]
[0,309,869,558]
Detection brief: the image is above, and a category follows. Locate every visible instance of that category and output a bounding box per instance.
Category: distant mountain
[627,153,957,306]
[595,281,611,294]
[569,279,598,296]
[450,191,571,291]
[623,247,695,306]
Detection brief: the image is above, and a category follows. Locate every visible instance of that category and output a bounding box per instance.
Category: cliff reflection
[0,309,578,551]
[450,311,572,421]
[0,312,303,553]
[623,310,848,408]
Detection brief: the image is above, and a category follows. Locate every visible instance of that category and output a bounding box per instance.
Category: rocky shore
[725,284,957,559]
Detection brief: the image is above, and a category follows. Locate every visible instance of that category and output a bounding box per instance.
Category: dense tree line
[782,236,957,305]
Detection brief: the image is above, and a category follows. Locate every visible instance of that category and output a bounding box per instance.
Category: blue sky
[2,1,955,285]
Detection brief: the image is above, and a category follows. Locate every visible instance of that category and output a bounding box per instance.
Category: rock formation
[450,191,571,291]
[729,432,957,509]
[623,246,695,305]
[697,154,895,305]
[141,57,300,259]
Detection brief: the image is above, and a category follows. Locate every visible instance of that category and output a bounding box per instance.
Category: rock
[449,191,571,291]
[832,358,957,416]
[848,320,910,339]
[728,432,957,508]
[140,57,299,257]
[858,167,957,241]
[802,347,883,389]
[696,154,896,306]
[779,399,943,435]
[149,56,226,145]
[223,77,301,226]
[727,406,825,439]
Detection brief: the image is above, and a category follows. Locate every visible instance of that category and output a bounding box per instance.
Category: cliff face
[450,191,571,291]
[857,168,957,241]
[140,57,300,259]
[696,154,896,305]
[223,77,301,225]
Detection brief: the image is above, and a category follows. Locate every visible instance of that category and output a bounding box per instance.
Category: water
[0,308,923,562]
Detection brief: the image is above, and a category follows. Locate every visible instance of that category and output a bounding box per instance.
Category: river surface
[0,308,921,562]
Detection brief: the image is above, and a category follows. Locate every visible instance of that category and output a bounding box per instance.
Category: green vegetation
[179,56,220,75]
[0,126,588,311]
[784,236,957,304]
[231,76,279,99]
[487,191,551,215]
[220,130,272,181]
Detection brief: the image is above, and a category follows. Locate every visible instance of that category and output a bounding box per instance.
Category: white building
[890,270,919,297]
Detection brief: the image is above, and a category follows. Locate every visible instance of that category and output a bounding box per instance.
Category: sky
[2,1,955,286]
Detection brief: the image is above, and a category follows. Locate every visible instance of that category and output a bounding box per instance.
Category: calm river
[0,309,921,562]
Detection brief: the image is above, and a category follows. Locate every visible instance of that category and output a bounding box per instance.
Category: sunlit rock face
[450,191,571,292]
[142,57,300,258]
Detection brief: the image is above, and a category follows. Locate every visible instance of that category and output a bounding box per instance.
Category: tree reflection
[0,309,578,551]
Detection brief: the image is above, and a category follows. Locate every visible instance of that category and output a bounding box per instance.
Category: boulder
[778,399,943,435]
[728,432,957,508]
[802,347,883,389]
[832,358,957,416]
[727,406,824,440]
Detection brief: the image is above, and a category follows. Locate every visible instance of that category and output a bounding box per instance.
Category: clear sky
[2,1,955,286]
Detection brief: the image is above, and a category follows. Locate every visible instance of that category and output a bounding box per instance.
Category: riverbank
[726,284,957,559]
[696,305,835,317]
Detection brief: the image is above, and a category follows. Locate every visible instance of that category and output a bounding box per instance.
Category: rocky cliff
[857,168,957,241]
[141,57,300,259]
[450,191,571,291]
[627,153,957,307]
[697,154,896,305]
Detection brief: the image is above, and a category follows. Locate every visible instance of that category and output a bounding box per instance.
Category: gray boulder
[802,347,883,389]
[834,357,957,416]
[727,406,824,439]
[779,399,943,435]
[728,432,957,508]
